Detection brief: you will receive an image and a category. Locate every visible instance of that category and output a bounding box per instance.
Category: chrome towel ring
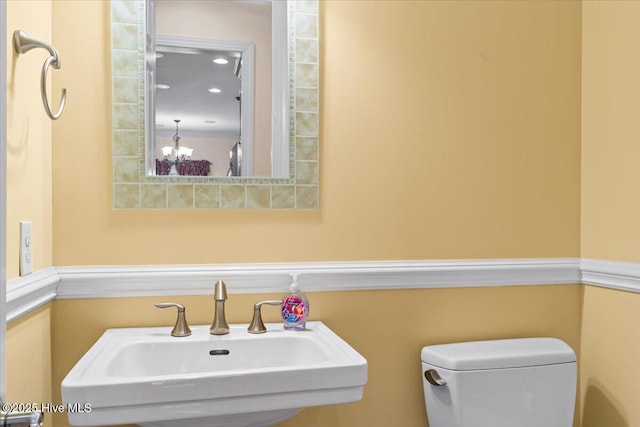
[13,30,67,120]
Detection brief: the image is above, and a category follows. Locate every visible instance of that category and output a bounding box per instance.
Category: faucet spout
[214,279,228,301]
[210,280,230,335]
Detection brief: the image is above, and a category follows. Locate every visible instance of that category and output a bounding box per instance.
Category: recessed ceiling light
[208,88,222,93]
[204,120,217,124]
[213,58,229,65]
[156,84,170,90]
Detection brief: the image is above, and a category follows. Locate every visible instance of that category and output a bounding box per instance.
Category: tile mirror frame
[111,0,318,209]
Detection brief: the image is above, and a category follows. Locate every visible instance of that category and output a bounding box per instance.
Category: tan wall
[581,2,640,426]
[580,286,637,427]
[51,0,581,267]
[581,0,640,263]
[50,285,582,427]
[5,0,54,419]
[5,0,54,280]
[6,306,53,427]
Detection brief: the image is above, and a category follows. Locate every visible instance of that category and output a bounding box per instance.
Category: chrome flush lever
[155,302,191,337]
[424,369,447,386]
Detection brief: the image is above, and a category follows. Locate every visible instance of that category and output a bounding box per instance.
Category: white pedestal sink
[61,321,367,427]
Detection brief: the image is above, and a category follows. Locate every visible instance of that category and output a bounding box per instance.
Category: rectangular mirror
[111,0,318,209]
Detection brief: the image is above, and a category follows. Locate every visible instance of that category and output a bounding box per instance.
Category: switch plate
[20,221,32,276]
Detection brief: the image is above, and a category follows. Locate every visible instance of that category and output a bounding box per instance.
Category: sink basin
[61,321,367,427]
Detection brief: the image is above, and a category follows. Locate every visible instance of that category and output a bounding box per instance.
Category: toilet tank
[421,338,576,427]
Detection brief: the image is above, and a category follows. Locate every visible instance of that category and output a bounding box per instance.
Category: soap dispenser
[281,273,309,331]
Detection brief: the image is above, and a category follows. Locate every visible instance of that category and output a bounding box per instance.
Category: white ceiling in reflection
[155,47,242,142]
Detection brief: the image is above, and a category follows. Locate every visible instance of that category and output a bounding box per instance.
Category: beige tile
[112,50,138,76]
[168,184,194,209]
[295,112,318,136]
[114,130,139,156]
[247,185,271,209]
[112,23,138,51]
[141,184,166,209]
[295,38,317,63]
[114,157,140,183]
[112,0,138,24]
[296,161,318,185]
[113,76,138,103]
[295,13,317,38]
[296,186,318,209]
[295,63,317,87]
[220,185,246,209]
[295,137,317,160]
[296,87,317,112]
[271,186,295,209]
[114,184,139,209]
[195,185,220,209]
[113,103,138,130]
[296,0,318,15]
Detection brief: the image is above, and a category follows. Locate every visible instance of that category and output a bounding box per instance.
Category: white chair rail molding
[3,257,602,322]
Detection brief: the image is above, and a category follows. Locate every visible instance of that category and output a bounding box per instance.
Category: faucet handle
[248,300,283,334]
[155,302,191,337]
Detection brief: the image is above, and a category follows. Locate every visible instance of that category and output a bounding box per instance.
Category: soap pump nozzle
[289,273,300,292]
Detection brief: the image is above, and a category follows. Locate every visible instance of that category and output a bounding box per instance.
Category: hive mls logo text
[66,403,92,413]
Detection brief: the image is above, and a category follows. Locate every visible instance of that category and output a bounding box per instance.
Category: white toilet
[421,337,577,427]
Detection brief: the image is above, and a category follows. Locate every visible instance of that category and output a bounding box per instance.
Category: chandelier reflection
[156,119,211,176]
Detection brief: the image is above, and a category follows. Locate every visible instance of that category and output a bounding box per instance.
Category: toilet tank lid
[421,338,576,371]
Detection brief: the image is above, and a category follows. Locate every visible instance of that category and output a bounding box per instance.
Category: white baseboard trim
[4,258,588,322]
[6,267,60,323]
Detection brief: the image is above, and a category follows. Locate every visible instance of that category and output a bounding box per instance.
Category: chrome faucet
[154,302,191,337]
[248,300,283,334]
[210,280,230,335]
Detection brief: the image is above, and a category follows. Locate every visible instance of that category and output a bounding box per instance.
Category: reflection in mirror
[147,0,286,178]
[111,0,318,209]
[150,37,254,177]
[228,142,242,177]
